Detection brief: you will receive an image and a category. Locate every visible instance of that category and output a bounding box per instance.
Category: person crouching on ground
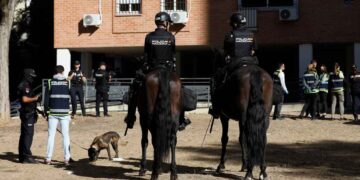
[44,65,73,165]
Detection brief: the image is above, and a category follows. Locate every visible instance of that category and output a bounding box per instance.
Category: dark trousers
[319,92,328,114]
[300,93,319,118]
[96,91,109,115]
[18,113,35,161]
[273,85,284,118]
[70,86,86,115]
[351,91,360,118]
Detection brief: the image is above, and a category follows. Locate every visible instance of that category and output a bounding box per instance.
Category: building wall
[54,0,237,49]
[256,0,360,44]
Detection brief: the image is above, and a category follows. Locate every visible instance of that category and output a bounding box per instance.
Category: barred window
[241,0,293,7]
[162,0,187,11]
[116,0,141,15]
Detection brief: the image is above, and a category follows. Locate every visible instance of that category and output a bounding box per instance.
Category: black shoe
[179,118,192,131]
[22,158,38,164]
[71,114,75,118]
[104,114,111,117]
[96,114,100,117]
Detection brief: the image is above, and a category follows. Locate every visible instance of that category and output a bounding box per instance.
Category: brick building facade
[54,0,360,101]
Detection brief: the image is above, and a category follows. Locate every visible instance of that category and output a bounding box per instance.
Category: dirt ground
[0,111,359,180]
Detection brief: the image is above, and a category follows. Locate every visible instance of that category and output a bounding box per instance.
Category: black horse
[137,67,181,180]
[215,65,273,180]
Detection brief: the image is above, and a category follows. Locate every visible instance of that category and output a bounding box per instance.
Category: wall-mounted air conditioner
[83,14,102,28]
[279,7,299,21]
[170,11,189,24]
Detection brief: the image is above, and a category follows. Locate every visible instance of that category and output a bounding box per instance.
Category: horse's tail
[246,69,267,166]
[154,69,172,164]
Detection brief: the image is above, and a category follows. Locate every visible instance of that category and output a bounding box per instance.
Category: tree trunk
[0,0,16,122]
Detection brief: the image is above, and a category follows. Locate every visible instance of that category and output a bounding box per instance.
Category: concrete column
[81,52,93,78]
[56,49,71,76]
[299,44,313,78]
[354,43,360,68]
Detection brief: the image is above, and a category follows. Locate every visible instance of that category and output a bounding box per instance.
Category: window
[162,0,187,11]
[241,0,294,8]
[116,0,141,15]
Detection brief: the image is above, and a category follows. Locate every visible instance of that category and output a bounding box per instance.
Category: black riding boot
[124,79,141,129]
[209,70,226,119]
[179,111,191,131]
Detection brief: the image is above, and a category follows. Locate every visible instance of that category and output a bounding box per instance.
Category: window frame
[161,0,187,12]
[115,0,142,16]
[238,0,298,11]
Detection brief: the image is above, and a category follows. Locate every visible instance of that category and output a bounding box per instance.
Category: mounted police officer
[272,63,289,120]
[94,62,112,117]
[210,12,257,118]
[68,60,87,118]
[349,65,360,122]
[299,64,319,120]
[17,68,40,163]
[44,65,73,165]
[124,12,191,131]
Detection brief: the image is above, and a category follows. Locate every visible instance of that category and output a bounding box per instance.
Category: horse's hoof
[244,177,253,180]
[170,174,178,180]
[240,166,247,172]
[150,174,159,180]
[216,164,225,173]
[139,169,146,176]
[259,173,268,180]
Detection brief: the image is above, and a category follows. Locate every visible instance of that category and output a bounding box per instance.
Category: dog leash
[56,128,88,151]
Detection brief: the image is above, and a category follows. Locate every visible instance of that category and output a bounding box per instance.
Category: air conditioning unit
[279,7,299,21]
[170,11,189,24]
[83,14,102,28]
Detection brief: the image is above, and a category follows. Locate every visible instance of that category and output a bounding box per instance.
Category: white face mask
[100,65,106,70]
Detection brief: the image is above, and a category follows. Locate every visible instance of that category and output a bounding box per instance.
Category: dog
[88,131,120,162]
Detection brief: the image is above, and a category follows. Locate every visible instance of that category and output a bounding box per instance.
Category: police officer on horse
[125,12,191,131]
[210,12,257,118]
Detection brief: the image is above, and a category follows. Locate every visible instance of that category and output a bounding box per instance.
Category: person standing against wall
[329,63,346,120]
[272,63,289,120]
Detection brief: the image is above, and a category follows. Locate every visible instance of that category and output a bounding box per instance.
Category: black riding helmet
[155,12,172,25]
[230,12,246,28]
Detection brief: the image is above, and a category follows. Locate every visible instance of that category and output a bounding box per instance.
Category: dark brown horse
[137,67,182,180]
[215,65,273,180]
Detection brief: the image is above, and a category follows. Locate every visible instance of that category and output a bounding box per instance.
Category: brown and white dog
[88,131,120,162]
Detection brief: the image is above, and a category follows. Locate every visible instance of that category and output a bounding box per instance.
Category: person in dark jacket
[210,12,258,118]
[349,65,360,122]
[68,60,87,118]
[94,62,112,117]
[17,69,40,164]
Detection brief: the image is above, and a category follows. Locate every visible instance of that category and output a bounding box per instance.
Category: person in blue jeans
[44,65,73,165]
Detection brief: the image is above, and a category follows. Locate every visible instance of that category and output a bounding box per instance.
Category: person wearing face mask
[94,62,112,117]
[17,68,40,163]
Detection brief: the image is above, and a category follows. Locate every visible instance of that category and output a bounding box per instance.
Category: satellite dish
[84,15,94,25]
[171,13,180,23]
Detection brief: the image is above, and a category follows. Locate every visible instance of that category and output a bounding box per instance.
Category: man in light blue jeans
[44,65,72,165]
